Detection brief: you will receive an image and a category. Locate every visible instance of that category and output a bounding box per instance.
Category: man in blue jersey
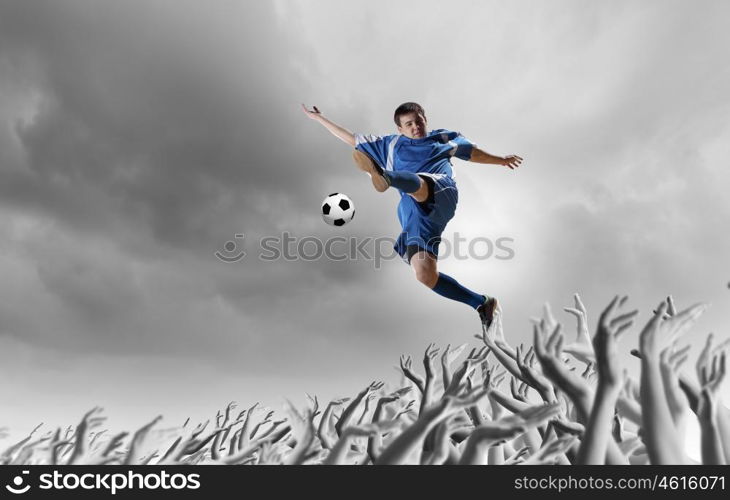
[301,102,522,328]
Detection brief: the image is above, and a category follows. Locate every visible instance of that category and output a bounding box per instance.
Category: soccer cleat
[477,296,499,329]
[352,150,390,193]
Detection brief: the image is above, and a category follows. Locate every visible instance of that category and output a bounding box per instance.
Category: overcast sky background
[0,0,729,444]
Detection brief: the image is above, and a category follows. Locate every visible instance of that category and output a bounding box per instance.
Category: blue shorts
[393,173,458,263]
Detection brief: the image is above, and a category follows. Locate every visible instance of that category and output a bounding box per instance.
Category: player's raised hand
[501,154,523,170]
[301,103,322,120]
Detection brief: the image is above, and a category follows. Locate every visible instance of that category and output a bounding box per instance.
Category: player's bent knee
[413,267,438,288]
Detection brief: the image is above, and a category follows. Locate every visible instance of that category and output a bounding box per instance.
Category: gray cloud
[0,0,729,436]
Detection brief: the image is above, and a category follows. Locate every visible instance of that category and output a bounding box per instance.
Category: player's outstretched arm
[301,104,356,147]
[469,147,523,169]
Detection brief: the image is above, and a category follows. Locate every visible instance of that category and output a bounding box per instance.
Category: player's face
[397,112,427,139]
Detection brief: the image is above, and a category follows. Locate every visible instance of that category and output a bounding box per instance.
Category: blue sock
[431,273,485,309]
[384,170,421,193]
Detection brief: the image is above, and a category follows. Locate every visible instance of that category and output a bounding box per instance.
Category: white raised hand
[563,293,595,363]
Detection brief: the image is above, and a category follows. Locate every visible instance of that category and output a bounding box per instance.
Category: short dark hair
[394,102,426,127]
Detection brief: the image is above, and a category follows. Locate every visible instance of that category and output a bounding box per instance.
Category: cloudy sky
[0,0,728,440]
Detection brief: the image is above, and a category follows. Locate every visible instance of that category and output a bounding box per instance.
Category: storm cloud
[0,0,728,436]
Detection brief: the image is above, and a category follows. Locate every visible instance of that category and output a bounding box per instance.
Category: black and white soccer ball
[321,193,355,227]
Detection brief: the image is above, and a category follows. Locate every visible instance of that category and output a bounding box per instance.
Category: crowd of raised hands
[2,294,727,465]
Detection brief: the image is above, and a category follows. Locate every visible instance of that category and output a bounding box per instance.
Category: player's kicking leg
[352,150,390,192]
[352,150,429,196]
[354,151,499,327]
[409,250,498,328]
[407,177,499,327]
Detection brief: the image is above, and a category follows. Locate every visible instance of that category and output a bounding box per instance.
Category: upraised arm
[563,293,595,364]
[459,402,561,465]
[659,344,692,433]
[421,343,440,414]
[533,325,594,422]
[399,354,426,395]
[576,296,637,464]
[367,390,408,463]
[639,300,707,464]
[376,388,489,465]
[475,314,526,383]
[440,343,467,397]
[124,415,163,465]
[301,104,356,147]
[317,398,348,450]
[515,344,557,403]
[335,381,384,437]
[67,407,106,465]
[423,415,471,465]
[697,352,727,464]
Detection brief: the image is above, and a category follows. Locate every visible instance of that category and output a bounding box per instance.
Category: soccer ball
[321,193,355,226]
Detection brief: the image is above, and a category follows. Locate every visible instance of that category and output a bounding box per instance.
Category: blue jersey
[354,129,474,179]
[354,129,474,262]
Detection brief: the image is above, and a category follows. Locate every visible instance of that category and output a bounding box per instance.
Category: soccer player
[301,102,522,328]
